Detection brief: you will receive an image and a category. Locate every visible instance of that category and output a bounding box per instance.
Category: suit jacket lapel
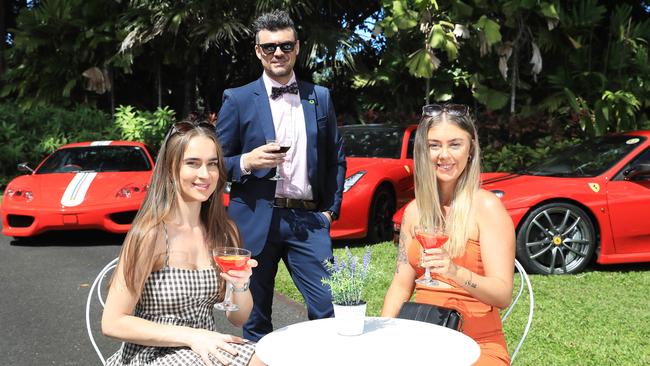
[298,81,318,188]
[253,77,276,141]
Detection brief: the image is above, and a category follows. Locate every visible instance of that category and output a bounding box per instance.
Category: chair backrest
[501,259,534,364]
[85,257,119,365]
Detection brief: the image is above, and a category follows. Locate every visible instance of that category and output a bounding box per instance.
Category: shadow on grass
[587,261,650,273]
[9,229,125,247]
[333,237,393,248]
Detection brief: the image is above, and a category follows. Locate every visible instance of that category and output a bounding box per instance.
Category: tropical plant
[114,105,175,150]
[1,0,124,108]
[540,1,650,136]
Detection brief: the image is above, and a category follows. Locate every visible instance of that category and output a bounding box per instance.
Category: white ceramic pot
[333,302,367,336]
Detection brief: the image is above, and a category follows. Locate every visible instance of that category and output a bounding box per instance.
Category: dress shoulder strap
[161,222,170,269]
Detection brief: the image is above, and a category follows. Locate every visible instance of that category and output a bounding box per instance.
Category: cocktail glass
[212,247,252,311]
[266,137,292,181]
[414,225,448,286]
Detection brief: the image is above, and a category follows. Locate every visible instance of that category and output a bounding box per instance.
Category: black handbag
[397,302,463,332]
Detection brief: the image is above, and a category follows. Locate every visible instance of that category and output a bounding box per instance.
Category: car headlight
[343,171,366,193]
[4,187,34,202]
[491,189,504,199]
[116,184,149,198]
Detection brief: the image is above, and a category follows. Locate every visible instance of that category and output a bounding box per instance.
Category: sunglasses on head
[164,120,215,142]
[422,103,470,118]
[257,41,297,55]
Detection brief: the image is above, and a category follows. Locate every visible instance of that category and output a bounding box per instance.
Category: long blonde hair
[413,109,481,258]
[117,117,239,296]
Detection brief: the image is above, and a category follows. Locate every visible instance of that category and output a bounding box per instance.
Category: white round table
[255,317,480,366]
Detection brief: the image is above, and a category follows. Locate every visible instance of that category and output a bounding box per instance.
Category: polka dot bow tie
[270,82,299,100]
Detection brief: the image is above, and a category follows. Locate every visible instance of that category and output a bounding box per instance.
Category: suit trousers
[243,207,334,341]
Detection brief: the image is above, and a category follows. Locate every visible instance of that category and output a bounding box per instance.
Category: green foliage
[375,0,650,136]
[321,246,374,306]
[0,103,177,188]
[482,136,581,173]
[0,103,115,187]
[114,105,175,150]
[1,0,124,108]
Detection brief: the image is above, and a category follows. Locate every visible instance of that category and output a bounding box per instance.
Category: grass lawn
[275,241,650,365]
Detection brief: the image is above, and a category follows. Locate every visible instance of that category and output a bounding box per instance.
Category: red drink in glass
[214,255,249,273]
[415,233,448,249]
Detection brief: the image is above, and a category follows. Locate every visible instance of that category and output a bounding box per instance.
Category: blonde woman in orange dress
[381,104,515,365]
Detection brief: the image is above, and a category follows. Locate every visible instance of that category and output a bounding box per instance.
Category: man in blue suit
[216,10,346,342]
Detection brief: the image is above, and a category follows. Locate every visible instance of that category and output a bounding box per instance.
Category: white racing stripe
[60,172,98,207]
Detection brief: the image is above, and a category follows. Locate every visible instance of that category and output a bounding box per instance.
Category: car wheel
[516,202,596,275]
[367,186,396,243]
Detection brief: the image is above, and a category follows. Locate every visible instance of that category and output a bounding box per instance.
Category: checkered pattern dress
[105,225,255,366]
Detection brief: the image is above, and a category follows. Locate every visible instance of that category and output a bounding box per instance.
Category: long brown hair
[413,107,481,258]
[117,117,239,294]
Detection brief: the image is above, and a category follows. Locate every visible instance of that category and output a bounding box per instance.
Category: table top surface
[255,316,480,366]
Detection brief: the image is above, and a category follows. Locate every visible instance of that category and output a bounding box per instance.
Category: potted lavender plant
[321,246,373,336]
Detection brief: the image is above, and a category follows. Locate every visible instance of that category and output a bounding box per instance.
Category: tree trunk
[182,66,196,117]
[109,66,115,116]
[156,61,162,108]
[425,78,430,105]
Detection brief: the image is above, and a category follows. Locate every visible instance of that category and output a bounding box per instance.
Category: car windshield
[341,126,405,158]
[523,135,645,177]
[36,145,152,174]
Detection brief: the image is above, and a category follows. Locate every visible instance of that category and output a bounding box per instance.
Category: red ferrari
[332,124,418,242]
[1,141,154,238]
[393,130,650,274]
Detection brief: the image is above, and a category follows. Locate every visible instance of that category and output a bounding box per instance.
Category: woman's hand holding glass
[213,247,257,311]
[420,246,458,279]
[414,225,448,286]
[220,257,257,291]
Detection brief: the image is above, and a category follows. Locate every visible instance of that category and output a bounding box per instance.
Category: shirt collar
[262,72,297,98]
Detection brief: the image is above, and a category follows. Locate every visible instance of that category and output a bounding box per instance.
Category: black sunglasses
[257,41,297,55]
[422,103,470,117]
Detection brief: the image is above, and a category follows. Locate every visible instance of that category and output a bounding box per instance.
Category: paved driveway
[0,229,306,365]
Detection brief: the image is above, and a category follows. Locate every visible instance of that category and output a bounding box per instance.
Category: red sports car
[332,124,418,242]
[393,130,650,274]
[1,141,154,238]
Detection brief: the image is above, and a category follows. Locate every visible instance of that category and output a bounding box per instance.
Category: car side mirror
[17,162,34,173]
[623,164,650,181]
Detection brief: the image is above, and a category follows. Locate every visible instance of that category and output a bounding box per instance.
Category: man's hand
[321,211,333,224]
[242,142,286,171]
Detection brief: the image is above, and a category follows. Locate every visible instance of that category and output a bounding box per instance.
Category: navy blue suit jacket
[216,77,346,255]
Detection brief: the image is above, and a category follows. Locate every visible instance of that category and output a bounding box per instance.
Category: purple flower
[362,247,371,274]
[332,255,340,273]
[350,255,357,275]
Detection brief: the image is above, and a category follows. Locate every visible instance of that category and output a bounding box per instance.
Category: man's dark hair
[253,10,297,43]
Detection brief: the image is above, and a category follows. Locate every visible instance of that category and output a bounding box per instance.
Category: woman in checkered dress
[102,116,265,366]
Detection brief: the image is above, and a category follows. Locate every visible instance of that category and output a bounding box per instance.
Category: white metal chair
[501,259,534,364]
[85,257,119,365]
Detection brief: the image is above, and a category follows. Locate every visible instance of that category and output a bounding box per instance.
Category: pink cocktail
[212,247,251,311]
[414,226,447,286]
